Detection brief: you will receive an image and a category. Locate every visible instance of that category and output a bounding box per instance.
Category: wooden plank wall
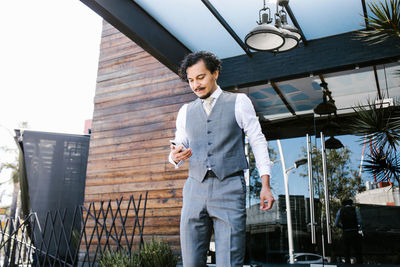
[84,20,195,252]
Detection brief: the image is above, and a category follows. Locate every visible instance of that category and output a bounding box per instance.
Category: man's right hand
[171,145,192,163]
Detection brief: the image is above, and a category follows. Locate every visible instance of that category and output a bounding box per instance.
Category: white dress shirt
[169,86,272,177]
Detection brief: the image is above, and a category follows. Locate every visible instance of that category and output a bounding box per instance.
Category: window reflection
[245,135,400,265]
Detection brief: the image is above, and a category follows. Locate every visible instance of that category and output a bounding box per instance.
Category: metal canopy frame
[373,65,383,100]
[201,0,253,57]
[284,3,308,45]
[361,0,370,29]
[80,0,400,139]
[80,0,400,89]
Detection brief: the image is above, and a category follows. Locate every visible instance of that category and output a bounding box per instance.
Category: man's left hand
[259,175,274,211]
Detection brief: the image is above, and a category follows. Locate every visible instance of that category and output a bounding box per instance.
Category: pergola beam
[219,32,400,89]
[80,0,191,74]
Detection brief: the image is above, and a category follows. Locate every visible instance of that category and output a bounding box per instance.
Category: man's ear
[213,69,219,80]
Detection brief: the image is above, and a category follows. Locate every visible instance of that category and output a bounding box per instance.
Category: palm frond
[351,99,400,150]
[356,0,400,44]
[363,146,400,184]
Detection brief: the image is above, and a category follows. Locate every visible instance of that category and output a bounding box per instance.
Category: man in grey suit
[170,51,274,267]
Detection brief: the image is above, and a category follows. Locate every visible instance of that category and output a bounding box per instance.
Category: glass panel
[276,77,323,114]
[376,63,400,99]
[134,0,244,58]
[246,131,400,265]
[134,0,367,59]
[324,67,379,112]
[237,85,289,119]
[209,0,273,44]
[277,67,383,117]
[248,64,400,122]
[290,0,365,40]
[236,62,400,265]
[246,137,319,265]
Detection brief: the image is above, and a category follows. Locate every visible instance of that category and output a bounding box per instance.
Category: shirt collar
[202,86,222,102]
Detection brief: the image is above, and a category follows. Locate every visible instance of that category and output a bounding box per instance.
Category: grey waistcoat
[186,91,249,182]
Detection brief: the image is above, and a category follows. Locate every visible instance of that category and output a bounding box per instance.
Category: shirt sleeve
[168,104,189,168]
[334,209,341,228]
[235,93,272,177]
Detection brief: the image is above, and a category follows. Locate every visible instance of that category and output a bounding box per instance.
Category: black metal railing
[0,193,148,267]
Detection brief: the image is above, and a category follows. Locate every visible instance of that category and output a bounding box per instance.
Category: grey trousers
[180,172,246,267]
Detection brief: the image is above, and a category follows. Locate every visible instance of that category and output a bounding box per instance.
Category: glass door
[245,135,325,265]
[245,132,400,265]
[307,132,400,265]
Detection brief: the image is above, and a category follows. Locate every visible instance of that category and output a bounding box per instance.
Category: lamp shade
[275,28,299,52]
[282,24,301,39]
[245,23,285,51]
[279,11,301,40]
[325,136,344,149]
[314,100,337,115]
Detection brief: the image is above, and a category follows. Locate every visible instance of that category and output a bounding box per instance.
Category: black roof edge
[80,0,191,74]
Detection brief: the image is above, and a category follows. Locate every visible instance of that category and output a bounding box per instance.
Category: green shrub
[138,238,178,267]
[99,250,139,267]
[99,238,178,267]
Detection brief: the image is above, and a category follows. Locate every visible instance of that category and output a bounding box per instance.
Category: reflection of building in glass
[353,185,400,263]
[244,193,400,264]
[356,183,399,206]
[245,195,320,263]
[354,203,400,263]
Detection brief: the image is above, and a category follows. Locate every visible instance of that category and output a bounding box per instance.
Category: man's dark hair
[178,51,222,82]
[342,199,353,206]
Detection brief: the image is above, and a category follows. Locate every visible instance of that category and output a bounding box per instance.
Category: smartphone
[170,140,186,151]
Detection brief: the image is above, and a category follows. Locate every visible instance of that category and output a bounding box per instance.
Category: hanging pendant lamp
[245,0,285,51]
[314,82,338,115]
[278,7,301,40]
[245,0,301,53]
[274,15,299,52]
[325,136,344,149]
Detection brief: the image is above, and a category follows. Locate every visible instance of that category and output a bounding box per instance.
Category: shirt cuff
[258,164,272,177]
[169,152,184,168]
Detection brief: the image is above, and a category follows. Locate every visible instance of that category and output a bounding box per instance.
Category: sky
[0,1,102,204]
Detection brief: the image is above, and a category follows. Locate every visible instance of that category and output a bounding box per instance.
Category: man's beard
[195,87,211,99]
[200,92,212,99]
